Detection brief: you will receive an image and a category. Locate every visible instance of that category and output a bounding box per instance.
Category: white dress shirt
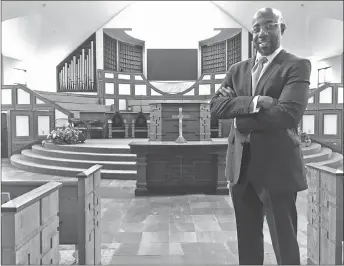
[234,46,283,129]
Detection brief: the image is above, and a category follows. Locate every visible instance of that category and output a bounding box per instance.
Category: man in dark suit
[210,7,311,265]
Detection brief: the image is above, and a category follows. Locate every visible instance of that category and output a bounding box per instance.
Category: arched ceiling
[2,1,343,63]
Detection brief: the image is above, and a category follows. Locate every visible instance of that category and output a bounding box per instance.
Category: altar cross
[171,107,190,143]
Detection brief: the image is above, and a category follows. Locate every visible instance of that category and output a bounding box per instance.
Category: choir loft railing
[56,33,97,92]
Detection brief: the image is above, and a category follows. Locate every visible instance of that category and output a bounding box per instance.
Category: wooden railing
[306,163,344,265]
[1,182,62,265]
[2,165,103,265]
[56,34,96,92]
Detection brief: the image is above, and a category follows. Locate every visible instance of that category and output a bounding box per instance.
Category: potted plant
[43,124,86,146]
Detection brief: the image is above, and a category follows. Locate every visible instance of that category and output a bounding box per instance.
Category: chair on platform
[133,112,148,138]
[110,112,126,138]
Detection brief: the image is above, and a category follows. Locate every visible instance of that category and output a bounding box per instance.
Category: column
[124,119,129,138]
[147,120,151,139]
[135,153,148,196]
[131,119,135,138]
[108,119,112,139]
[216,152,229,195]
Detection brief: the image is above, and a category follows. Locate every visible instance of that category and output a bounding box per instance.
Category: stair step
[32,145,136,161]
[22,149,136,170]
[301,143,322,156]
[316,152,343,168]
[43,142,132,154]
[303,147,332,164]
[10,155,137,180]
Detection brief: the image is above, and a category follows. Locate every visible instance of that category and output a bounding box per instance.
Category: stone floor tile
[143,222,169,232]
[169,222,195,233]
[194,221,221,231]
[137,243,169,255]
[112,232,143,243]
[110,255,170,265]
[191,214,217,222]
[119,222,146,232]
[143,215,170,223]
[141,232,169,243]
[169,243,184,255]
[113,243,140,256]
[170,214,193,223]
[218,221,237,231]
[169,232,198,243]
[189,208,214,215]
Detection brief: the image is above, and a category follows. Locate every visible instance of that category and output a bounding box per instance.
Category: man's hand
[257,96,278,109]
[217,86,236,97]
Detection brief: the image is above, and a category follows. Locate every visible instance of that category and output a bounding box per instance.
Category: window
[37,116,50,136]
[16,116,30,137]
[118,99,127,110]
[2,89,12,104]
[323,114,337,135]
[105,83,115,94]
[118,84,131,95]
[105,98,115,106]
[318,67,332,86]
[135,85,146,96]
[199,84,211,95]
[319,87,333,104]
[17,88,31,104]
[302,115,315,134]
[337,87,343,104]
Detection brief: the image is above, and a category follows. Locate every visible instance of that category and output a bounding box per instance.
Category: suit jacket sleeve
[235,59,311,133]
[210,65,256,119]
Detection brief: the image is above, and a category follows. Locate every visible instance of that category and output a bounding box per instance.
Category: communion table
[129,100,229,195]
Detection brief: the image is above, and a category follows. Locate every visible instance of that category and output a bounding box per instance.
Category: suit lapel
[244,57,255,96]
[254,50,286,96]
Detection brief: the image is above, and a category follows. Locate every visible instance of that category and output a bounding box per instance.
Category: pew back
[1,181,62,265]
[306,164,343,265]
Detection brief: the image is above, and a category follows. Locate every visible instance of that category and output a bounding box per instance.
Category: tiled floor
[1,159,308,265]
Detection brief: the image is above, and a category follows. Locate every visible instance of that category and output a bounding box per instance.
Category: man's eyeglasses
[252,23,280,34]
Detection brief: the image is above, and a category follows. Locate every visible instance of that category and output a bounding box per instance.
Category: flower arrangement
[44,124,86,145]
[298,126,311,147]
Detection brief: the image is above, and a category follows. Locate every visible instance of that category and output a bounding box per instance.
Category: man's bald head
[251,7,286,56]
[253,8,284,25]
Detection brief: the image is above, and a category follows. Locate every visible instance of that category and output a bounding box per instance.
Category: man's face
[252,11,285,56]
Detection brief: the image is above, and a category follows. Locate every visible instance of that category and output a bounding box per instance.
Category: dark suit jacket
[210,49,311,193]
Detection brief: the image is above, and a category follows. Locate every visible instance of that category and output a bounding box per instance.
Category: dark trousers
[230,144,300,265]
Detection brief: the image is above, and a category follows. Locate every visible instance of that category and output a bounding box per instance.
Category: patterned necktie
[251,57,268,95]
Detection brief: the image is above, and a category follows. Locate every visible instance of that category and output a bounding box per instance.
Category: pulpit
[129,100,229,196]
[149,100,211,141]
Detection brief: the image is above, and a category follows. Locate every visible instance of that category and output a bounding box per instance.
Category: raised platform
[8,139,343,182]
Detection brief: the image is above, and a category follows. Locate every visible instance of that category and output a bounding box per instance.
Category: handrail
[12,139,44,155]
[309,82,343,98]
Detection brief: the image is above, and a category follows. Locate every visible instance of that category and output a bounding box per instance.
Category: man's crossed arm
[210,59,311,133]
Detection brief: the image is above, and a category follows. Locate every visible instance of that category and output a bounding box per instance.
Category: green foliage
[45,124,86,145]
[298,126,311,147]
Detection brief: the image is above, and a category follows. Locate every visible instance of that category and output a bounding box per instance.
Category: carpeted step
[303,147,332,164]
[32,145,136,161]
[10,154,137,180]
[21,150,136,171]
[301,143,322,156]
[43,142,132,154]
[315,152,343,168]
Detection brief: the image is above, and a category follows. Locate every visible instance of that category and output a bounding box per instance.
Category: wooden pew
[306,163,344,265]
[1,164,102,265]
[1,182,62,265]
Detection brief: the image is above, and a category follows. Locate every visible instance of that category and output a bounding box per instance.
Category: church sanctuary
[1,1,343,265]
